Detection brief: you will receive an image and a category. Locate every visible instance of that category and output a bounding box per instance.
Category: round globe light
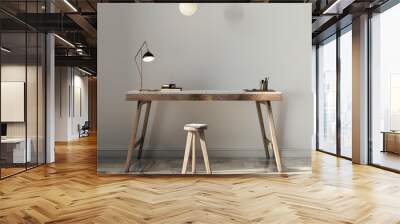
[179,3,198,16]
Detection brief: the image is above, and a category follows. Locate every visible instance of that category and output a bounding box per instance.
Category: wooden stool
[181,124,212,174]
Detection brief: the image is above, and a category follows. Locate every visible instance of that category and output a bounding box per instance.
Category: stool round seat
[184,123,208,131]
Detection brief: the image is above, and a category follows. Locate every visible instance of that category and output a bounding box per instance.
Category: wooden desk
[382,131,400,154]
[1,138,31,164]
[124,90,284,173]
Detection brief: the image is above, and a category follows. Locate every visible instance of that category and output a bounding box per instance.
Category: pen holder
[260,78,269,91]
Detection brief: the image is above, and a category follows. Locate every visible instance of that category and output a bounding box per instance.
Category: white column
[46,32,55,163]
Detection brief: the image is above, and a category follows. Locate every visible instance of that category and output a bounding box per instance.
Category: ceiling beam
[322,0,356,14]
[55,55,96,70]
[67,13,97,46]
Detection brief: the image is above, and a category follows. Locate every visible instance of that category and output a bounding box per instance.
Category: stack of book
[161,84,182,91]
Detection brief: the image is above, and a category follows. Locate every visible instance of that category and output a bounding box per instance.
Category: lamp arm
[135,52,142,90]
[134,41,148,59]
[134,41,148,90]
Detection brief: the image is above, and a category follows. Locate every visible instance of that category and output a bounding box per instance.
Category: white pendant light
[179,3,198,16]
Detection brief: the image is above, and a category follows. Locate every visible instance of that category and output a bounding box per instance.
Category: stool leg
[199,130,212,174]
[192,132,196,174]
[181,131,193,174]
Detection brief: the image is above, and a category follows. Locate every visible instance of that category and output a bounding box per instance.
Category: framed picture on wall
[1,81,25,122]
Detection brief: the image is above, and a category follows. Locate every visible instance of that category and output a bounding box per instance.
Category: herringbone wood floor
[1,135,400,224]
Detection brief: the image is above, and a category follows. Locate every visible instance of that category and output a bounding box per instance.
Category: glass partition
[0,31,28,177]
[0,2,46,179]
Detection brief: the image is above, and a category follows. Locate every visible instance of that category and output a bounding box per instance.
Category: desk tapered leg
[137,102,152,159]
[256,102,271,159]
[124,101,143,172]
[266,101,283,172]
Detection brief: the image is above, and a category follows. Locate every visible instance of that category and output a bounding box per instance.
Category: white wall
[55,67,89,141]
[72,73,89,138]
[98,3,312,159]
[1,65,40,138]
[55,67,69,141]
[1,64,46,163]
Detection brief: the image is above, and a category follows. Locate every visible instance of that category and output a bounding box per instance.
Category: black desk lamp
[135,41,155,90]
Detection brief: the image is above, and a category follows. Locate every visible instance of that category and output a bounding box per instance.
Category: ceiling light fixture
[78,67,93,76]
[54,34,75,48]
[1,47,11,53]
[179,3,198,16]
[322,0,352,14]
[63,0,78,12]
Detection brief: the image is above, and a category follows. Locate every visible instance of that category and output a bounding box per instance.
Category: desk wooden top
[1,138,27,143]
[126,90,283,101]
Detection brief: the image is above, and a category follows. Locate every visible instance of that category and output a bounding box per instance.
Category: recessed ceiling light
[54,34,75,48]
[78,67,93,76]
[1,47,11,53]
[179,3,198,16]
[322,0,352,14]
[63,0,78,12]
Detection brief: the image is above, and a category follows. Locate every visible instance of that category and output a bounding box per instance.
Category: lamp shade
[142,51,155,62]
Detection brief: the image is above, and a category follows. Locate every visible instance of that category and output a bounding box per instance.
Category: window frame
[315,24,353,161]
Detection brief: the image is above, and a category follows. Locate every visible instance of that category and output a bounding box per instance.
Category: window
[317,36,337,154]
[316,27,353,159]
[371,3,400,171]
[390,74,400,130]
[340,29,352,158]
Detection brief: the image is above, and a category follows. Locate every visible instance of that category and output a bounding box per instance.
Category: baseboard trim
[98,147,310,159]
